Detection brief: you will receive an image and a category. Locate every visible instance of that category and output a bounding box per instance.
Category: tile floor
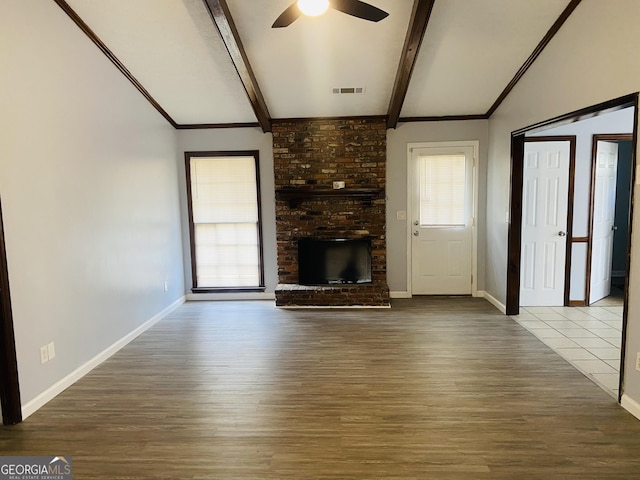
[510,294,623,398]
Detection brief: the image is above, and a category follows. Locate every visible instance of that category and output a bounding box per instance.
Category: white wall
[485,0,640,409]
[1,1,184,408]
[529,108,634,301]
[386,120,489,294]
[176,129,277,295]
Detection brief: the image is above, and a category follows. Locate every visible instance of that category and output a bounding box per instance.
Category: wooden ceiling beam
[485,0,582,118]
[386,0,436,129]
[202,0,272,133]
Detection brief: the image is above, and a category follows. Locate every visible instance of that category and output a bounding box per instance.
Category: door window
[418,154,466,227]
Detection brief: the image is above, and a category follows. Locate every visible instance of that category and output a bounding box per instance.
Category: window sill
[191,286,266,294]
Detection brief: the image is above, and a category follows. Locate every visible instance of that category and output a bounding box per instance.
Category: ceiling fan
[272,0,389,28]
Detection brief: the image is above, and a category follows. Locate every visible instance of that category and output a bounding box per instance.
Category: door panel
[543,242,557,289]
[524,177,538,226]
[522,242,535,290]
[520,141,570,306]
[546,177,560,226]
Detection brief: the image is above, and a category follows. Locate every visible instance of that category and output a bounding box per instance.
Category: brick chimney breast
[273,117,389,307]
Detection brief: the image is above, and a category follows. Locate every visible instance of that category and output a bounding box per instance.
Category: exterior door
[520,141,571,306]
[589,140,619,304]
[410,145,474,295]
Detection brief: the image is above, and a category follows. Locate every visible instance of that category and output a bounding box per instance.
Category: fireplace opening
[298,238,372,285]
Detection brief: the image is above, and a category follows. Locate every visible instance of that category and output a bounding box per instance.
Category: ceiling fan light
[297,0,330,17]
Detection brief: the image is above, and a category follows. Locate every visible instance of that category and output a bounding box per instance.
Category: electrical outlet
[396,211,407,220]
[47,341,56,360]
[636,352,640,372]
[40,345,49,364]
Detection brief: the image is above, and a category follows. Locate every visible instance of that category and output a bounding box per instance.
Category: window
[418,154,466,226]
[185,151,264,292]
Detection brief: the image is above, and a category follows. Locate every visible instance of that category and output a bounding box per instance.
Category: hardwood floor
[2,297,640,479]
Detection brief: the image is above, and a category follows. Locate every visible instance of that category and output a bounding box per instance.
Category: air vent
[332,87,365,94]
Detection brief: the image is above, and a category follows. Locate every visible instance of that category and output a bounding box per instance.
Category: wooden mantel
[275,188,383,208]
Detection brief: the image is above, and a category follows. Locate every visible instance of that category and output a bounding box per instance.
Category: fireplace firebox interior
[298,238,372,285]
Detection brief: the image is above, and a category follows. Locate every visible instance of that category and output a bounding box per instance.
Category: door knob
[612,225,618,231]
[558,231,566,237]
[413,231,419,236]
[413,220,419,226]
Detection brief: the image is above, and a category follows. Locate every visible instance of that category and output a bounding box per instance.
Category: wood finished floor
[2,297,640,479]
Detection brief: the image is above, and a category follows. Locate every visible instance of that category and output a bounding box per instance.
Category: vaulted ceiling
[55,0,580,132]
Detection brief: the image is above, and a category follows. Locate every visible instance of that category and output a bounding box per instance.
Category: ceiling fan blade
[272,2,301,28]
[331,0,389,22]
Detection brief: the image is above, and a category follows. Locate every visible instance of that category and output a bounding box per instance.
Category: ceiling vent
[332,87,365,94]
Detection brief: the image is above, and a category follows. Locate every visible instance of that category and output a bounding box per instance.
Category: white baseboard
[390,291,411,299]
[186,292,276,301]
[477,290,507,314]
[22,296,186,420]
[621,394,640,421]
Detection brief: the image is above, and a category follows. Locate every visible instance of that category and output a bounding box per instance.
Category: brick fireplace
[272,117,390,307]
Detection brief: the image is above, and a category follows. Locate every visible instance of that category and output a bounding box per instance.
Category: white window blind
[418,154,466,226]
[189,156,260,287]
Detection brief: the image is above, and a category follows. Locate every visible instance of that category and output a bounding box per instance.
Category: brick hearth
[272,117,389,307]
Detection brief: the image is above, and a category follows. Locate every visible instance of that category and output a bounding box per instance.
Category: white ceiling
[402,0,571,117]
[61,0,575,127]
[65,0,256,124]
[226,0,414,119]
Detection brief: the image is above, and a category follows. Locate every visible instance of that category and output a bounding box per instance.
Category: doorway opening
[587,135,633,306]
[0,198,22,425]
[506,93,638,402]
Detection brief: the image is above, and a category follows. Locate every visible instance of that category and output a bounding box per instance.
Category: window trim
[184,150,265,293]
